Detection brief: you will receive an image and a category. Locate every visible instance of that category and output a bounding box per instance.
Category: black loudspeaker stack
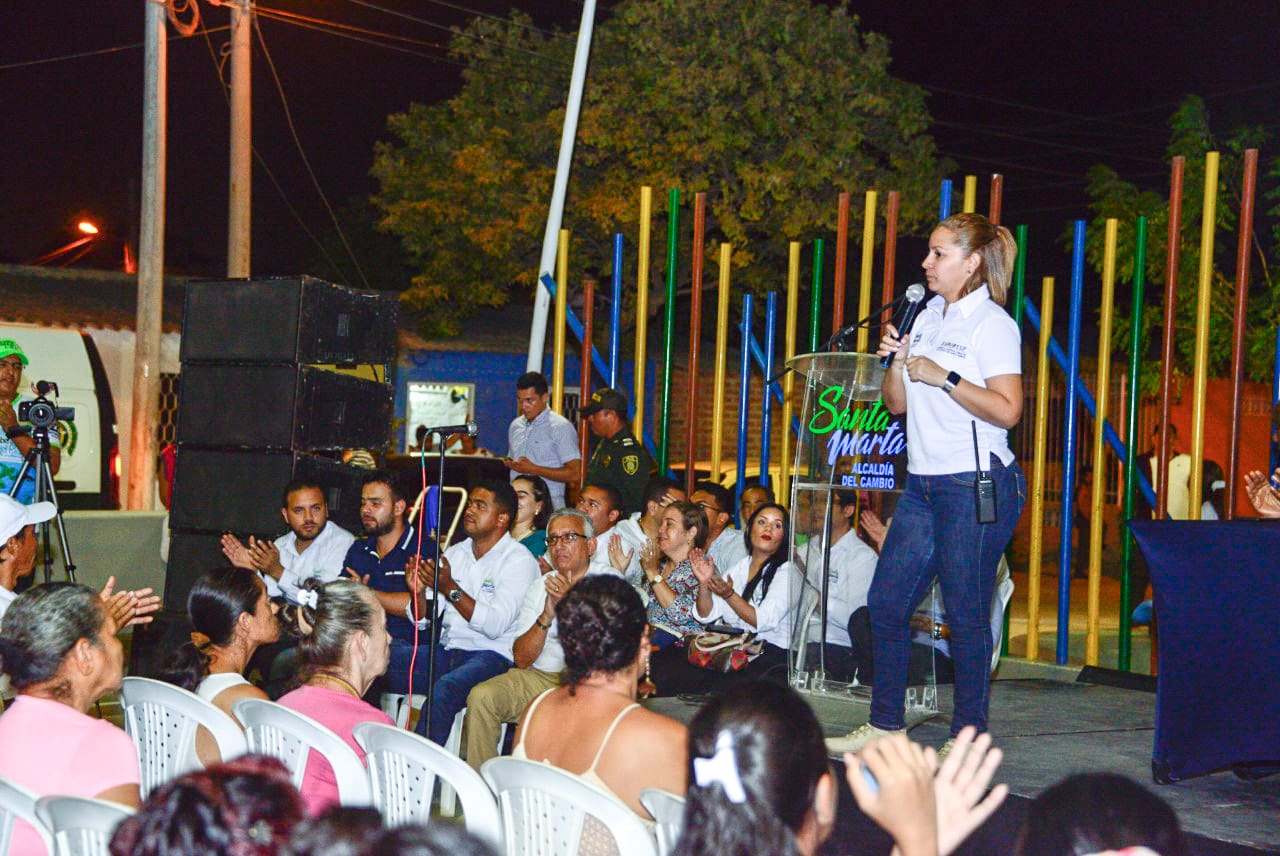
[162,276,398,616]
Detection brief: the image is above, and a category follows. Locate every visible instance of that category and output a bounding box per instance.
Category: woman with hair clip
[640,500,709,646]
[277,578,394,814]
[827,212,1027,758]
[160,567,280,762]
[649,503,799,695]
[511,475,552,556]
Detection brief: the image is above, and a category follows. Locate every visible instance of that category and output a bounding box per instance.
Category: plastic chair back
[481,757,656,856]
[0,776,53,856]
[35,795,133,856]
[638,788,685,856]
[119,676,247,796]
[232,698,372,806]
[353,722,500,850]
[792,579,823,672]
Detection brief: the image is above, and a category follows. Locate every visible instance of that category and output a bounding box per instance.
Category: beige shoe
[936,737,957,762]
[825,722,902,756]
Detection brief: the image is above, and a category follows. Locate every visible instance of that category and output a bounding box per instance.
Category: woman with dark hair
[640,500,709,645]
[109,754,305,856]
[0,583,141,854]
[1015,772,1186,856]
[1199,459,1226,520]
[829,212,1027,758]
[277,578,394,814]
[511,575,686,843]
[650,503,799,695]
[511,475,552,556]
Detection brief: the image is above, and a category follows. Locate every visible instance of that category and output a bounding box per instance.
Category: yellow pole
[633,186,653,437]
[855,191,878,353]
[1189,151,1219,519]
[779,242,801,503]
[1026,276,1055,660]
[552,229,569,414]
[962,175,978,213]
[1085,220,1118,665]
[710,243,732,482]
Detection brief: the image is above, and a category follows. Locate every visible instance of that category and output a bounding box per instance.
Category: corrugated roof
[0,263,188,333]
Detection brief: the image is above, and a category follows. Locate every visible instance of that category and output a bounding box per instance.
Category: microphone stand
[421,429,450,740]
[821,294,905,352]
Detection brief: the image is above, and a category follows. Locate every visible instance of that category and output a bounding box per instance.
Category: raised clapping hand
[1244,468,1280,518]
[543,571,570,609]
[639,539,661,575]
[607,533,635,572]
[859,509,889,551]
[246,536,283,576]
[845,732,937,856]
[930,726,1007,856]
[219,533,255,570]
[688,548,716,584]
[99,576,161,634]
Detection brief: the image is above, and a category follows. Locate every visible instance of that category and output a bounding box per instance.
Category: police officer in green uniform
[580,388,656,516]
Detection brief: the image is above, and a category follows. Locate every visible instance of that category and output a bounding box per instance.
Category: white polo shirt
[696,556,799,650]
[802,529,879,647]
[439,533,539,658]
[514,562,621,673]
[264,521,356,603]
[901,285,1021,474]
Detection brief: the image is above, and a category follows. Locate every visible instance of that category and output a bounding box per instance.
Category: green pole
[809,238,825,352]
[1118,216,1148,671]
[658,188,680,473]
[1001,223,1029,656]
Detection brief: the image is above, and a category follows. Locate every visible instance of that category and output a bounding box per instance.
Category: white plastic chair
[638,788,685,856]
[0,776,53,856]
[35,795,134,856]
[232,698,372,806]
[353,722,501,850]
[119,676,247,796]
[481,757,657,856]
[791,579,823,673]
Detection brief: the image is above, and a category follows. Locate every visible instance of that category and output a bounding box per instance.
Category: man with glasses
[461,507,616,771]
[690,481,748,573]
[0,341,60,503]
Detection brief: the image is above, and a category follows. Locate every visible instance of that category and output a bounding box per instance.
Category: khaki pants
[464,667,560,771]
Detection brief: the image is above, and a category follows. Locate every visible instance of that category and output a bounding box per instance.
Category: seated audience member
[0,583,141,856]
[464,508,616,771]
[609,477,686,586]
[640,500,709,645]
[1199,459,1226,520]
[278,579,395,815]
[110,755,304,856]
[651,503,798,695]
[405,481,539,745]
[1014,772,1186,856]
[512,575,686,829]
[510,475,552,556]
[160,567,280,760]
[737,482,774,529]
[691,481,749,573]
[284,807,383,856]
[574,482,626,574]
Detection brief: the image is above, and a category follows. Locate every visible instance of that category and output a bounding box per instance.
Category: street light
[77,221,100,236]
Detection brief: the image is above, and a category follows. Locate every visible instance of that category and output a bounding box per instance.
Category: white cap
[0,494,56,543]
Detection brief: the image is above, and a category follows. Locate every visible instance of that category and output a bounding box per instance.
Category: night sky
[5,1,1280,286]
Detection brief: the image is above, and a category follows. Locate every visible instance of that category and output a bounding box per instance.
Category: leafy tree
[1077,96,1276,392]
[372,0,946,337]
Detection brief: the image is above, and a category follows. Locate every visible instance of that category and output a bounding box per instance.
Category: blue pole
[760,292,778,489]
[736,294,754,516]
[1057,220,1086,665]
[939,179,953,220]
[610,234,623,388]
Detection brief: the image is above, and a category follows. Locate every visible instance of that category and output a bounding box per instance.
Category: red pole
[881,191,900,322]
[579,278,594,488]
[684,192,707,495]
[1157,157,1185,521]
[1226,149,1259,519]
[989,173,1004,225]
[832,192,850,334]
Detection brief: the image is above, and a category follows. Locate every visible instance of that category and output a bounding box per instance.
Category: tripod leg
[41,459,76,583]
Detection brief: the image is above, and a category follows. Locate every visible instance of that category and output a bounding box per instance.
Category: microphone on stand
[878,284,928,368]
[424,422,478,437]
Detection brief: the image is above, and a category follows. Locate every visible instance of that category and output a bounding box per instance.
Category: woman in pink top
[0,583,141,856]
[277,578,393,814]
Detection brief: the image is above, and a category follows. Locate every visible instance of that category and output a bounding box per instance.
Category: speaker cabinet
[181,276,398,365]
[162,535,232,611]
[128,608,194,679]
[176,364,393,451]
[169,449,366,535]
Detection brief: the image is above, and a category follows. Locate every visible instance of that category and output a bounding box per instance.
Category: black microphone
[424,422,477,437]
[879,283,928,368]
[823,295,905,352]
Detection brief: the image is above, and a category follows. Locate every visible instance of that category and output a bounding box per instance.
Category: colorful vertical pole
[989,174,1004,225]
[1188,152,1219,520]
[1025,276,1055,661]
[552,229,569,413]
[633,186,652,439]
[609,234,623,389]
[1118,216,1147,671]
[1085,219,1118,666]
[579,277,595,485]
[855,191,877,354]
[833,192,850,334]
[809,239,825,352]
[711,243,732,485]
[683,192,707,495]
[939,179,953,220]
[1226,149,1259,518]
[881,191,900,317]
[1012,225,1029,328]
[1057,220,1087,665]
[658,188,680,472]
[1157,158,1185,521]
[962,174,977,213]
[780,243,800,503]
[736,293,754,512]
[760,292,778,488]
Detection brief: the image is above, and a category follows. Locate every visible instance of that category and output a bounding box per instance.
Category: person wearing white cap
[0,493,57,622]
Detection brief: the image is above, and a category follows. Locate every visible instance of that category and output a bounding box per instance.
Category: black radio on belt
[972,421,997,524]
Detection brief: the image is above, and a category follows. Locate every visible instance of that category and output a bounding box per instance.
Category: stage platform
[647,660,1280,855]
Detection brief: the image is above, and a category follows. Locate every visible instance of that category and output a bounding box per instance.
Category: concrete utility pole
[227,0,252,276]
[127,0,167,510]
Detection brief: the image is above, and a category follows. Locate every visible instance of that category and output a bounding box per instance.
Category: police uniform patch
[622,454,639,475]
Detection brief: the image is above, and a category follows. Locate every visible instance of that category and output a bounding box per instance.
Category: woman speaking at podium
[826,212,1026,758]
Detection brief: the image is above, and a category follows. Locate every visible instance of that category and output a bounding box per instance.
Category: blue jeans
[868,458,1025,735]
[411,647,513,745]
[382,635,438,696]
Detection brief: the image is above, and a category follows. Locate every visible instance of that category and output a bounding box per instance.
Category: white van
[0,325,117,509]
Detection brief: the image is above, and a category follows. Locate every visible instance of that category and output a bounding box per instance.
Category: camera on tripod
[18,381,74,432]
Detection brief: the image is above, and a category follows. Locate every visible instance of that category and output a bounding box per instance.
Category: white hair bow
[296,588,319,610]
[693,731,746,803]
